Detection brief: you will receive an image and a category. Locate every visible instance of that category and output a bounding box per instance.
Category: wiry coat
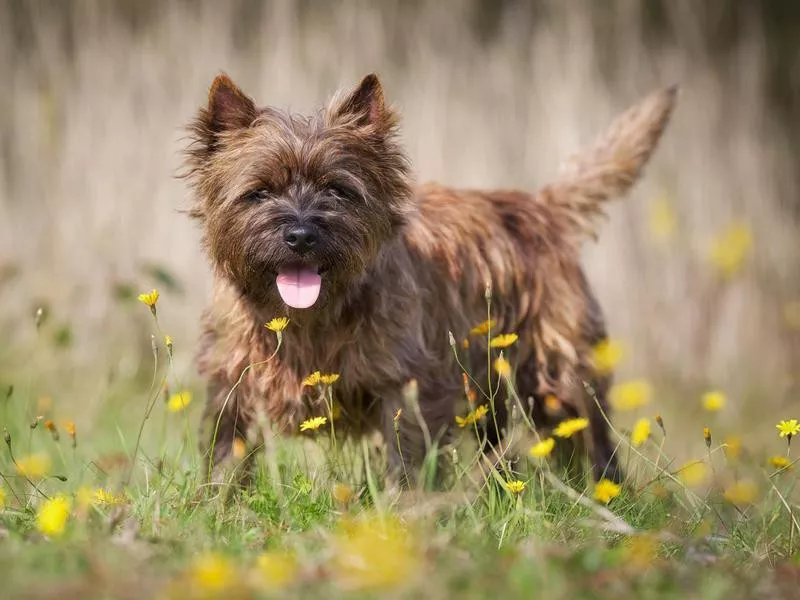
[183,73,677,483]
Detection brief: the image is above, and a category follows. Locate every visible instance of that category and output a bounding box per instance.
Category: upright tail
[540,85,679,239]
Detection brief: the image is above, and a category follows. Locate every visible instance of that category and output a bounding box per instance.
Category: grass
[1,296,798,600]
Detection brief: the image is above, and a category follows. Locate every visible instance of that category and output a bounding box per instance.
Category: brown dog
[183,73,677,485]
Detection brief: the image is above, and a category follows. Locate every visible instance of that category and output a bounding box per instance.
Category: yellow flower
[593,479,621,504]
[553,417,589,438]
[254,552,298,589]
[44,420,59,441]
[16,453,51,479]
[609,379,652,411]
[677,460,709,487]
[455,404,489,428]
[591,339,625,374]
[723,480,758,506]
[623,534,660,570]
[303,371,321,387]
[470,319,496,336]
[93,488,125,505]
[461,338,470,349]
[723,436,742,460]
[702,390,726,412]
[36,496,71,537]
[320,373,340,385]
[190,553,235,592]
[784,300,800,331]
[232,437,247,459]
[655,414,666,436]
[769,456,792,471]
[489,333,519,349]
[703,426,712,449]
[332,483,354,504]
[631,418,651,448]
[266,317,289,332]
[164,335,173,353]
[544,395,562,415]
[333,515,418,591]
[530,437,555,458]
[505,480,526,495]
[167,390,192,413]
[137,288,159,308]
[776,419,800,438]
[708,222,753,279]
[300,416,327,432]
[0,487,5,508]
[494,356,511,377]
[648,193,677,242]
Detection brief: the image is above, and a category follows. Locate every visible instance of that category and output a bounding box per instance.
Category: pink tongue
[276,268,322,309]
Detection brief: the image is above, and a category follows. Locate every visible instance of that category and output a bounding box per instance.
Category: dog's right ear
[206,73,257,132]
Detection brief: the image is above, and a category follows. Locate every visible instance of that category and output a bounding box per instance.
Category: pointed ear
[207,73,257,132]
[335,73,389,128]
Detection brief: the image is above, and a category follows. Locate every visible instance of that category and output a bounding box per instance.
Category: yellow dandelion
[708,221,753,279]
[591,339,625,374]
[44,419,59,441]
[723,480,758,506]
[303,371,321,387]
[461,338,469,349]
[593,479,621,504]
[505,480,526,495]
[649,193,677,242]
[93,488,125,506]
[470,319,496,336]
[494,356,511,377]
[232,437,247,459]
[530,437,555,458]
[655,413,666,436]
[36,496,71,537]
[776,419,800,438]
[300,416,327,432]
[265,317,289,332]
[702,390,726,412]
[333,514,419,591]
[553,417,589,439]
[167,390,192,413]
[769,456,792,471]
[137,288,159,308]
[455,404,489,428]
[164,335,174,356]
[332,483,354,504]
[631,418,651,448]
[320,373,340,385]
[723,436,742,460]
[609,379,653,411]
[16,453,51,479]
[190,553,235,592]
[703,426,712,449]
[489,333,519,349]
[544,394,562,415]
[677,460,709,487]
[783,300,800,331]
[254,552,298,589]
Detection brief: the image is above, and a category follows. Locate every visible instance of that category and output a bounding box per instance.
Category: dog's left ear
[334,73,389,128]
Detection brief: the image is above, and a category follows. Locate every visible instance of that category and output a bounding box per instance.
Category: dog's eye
[241,189,267,203]
[328,185,351,201]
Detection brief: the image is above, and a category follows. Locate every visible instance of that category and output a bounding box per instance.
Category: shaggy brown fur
[183,73,677,485]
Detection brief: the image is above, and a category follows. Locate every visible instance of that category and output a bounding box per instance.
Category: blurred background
[0,1,798,457]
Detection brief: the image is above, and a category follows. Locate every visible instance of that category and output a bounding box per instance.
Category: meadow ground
[0,293,799,600]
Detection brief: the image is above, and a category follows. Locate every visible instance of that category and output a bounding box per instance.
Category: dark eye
[241,189,267,203]
[329,184,351,201]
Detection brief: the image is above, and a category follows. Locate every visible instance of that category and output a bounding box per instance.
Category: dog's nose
[283,225,318,254]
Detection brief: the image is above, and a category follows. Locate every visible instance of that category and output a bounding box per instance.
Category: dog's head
[184,73,412,313]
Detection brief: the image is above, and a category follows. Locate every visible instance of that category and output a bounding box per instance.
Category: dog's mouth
[275,263,326,309]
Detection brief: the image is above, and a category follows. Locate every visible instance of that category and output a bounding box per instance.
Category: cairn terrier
[183,72,677,485]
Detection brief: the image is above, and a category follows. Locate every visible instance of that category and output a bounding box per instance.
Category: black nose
[283,225,318,254]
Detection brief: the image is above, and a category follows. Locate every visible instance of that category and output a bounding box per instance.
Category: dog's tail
[540,85,679,239]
